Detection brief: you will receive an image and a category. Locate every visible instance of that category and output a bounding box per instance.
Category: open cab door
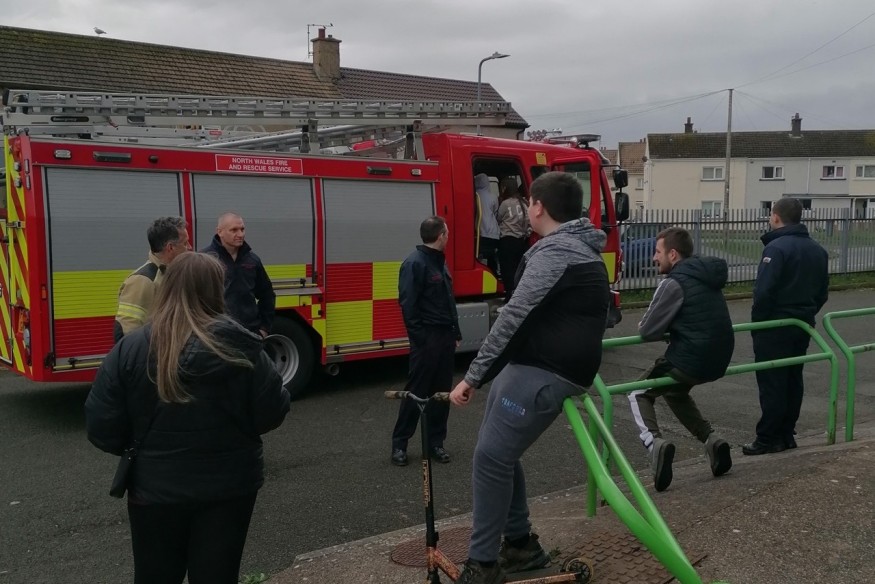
[548,149,625,326]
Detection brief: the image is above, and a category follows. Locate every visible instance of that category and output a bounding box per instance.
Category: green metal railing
[592,318,840,458]
[564,396,728,584]
[559,317,839,584]
[822,307,875,442]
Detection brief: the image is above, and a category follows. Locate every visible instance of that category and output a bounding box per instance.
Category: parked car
[620,222,670,275]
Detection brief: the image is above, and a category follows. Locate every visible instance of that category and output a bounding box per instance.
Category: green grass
[620,271,875,305]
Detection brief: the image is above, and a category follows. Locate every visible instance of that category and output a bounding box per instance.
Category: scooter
[385,390,593,583]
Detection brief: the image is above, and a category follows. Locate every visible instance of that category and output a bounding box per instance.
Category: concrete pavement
[271,420,875,584]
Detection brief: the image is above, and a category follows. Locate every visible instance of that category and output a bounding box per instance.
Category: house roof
[599,148,618,166]
[0,25,527,127]
[618,141,646,172]
[648,130,875,159]
[0,26,340,98]
[337,67,527,127]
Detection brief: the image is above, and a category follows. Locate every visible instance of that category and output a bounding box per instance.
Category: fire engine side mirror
[615,191,630,222]
[612,168,629,189]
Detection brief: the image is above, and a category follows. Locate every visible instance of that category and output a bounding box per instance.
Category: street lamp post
[476,51,510,136]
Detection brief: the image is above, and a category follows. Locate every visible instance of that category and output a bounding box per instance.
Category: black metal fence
[618,208,875,291]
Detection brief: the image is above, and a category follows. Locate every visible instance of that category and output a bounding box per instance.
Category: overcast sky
[4,0,874,147]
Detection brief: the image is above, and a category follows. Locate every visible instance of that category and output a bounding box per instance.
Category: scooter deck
[505,567,587,583]
[505,557,593,583]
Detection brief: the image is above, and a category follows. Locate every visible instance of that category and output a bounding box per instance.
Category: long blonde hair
[149,252,254,403]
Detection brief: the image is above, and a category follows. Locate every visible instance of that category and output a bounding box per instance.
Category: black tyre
[264,316,316,400]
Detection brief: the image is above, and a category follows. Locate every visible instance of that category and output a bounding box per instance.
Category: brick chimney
[684,117,694,133]
[311,28,341,82]
[791,113,803,136]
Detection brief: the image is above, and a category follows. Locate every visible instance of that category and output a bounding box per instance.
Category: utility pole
[723,88,733,243]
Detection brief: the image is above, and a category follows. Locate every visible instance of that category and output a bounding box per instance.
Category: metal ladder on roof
[1,88,510,153]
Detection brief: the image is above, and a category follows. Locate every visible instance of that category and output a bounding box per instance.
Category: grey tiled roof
[0,26,526,127]
[648,130,875,159]
[337,67,527,127]
[0,26,339,98]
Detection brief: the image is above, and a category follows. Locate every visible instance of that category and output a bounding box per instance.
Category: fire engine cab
[1,89,629,398]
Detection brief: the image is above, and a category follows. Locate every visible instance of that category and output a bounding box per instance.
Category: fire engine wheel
[265,317,315,400]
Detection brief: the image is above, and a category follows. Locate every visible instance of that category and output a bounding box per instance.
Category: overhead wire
[738,10,875,88]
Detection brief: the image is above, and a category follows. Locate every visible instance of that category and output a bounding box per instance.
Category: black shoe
[742,440,786,456]
[391,448,408,466]
[785,436,798,449]
[457,559,505,584]
[430,446,450,463]
[499,533,551,573]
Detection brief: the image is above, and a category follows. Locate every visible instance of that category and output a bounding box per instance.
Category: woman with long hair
[86,251,290,584]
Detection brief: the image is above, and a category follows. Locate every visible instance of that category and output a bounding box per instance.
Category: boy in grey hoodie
[450,172,610,584]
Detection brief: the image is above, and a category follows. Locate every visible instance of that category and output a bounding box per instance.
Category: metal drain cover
[391,526,472,567]
[565,531,706,584]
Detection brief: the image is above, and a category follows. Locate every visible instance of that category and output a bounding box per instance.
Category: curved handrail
[822,307,875,442]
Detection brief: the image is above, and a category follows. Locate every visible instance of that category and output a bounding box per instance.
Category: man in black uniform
[201,212,276,337]
[743,198,829,455]
[391,216,461,466]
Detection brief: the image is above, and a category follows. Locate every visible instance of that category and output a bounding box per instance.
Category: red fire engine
[1,90,629,398]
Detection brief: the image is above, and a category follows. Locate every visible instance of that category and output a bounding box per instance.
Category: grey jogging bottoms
[468,363,581,563]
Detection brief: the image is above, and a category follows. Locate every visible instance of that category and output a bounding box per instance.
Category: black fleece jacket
[85,319,289,504]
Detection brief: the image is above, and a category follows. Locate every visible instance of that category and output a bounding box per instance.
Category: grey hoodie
[465,218,610,388]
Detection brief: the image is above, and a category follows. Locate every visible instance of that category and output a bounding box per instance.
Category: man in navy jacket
[202,213,276,337]
[743,198,829,456]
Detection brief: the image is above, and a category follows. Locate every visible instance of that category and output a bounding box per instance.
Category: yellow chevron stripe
[482,270,497,294]
[372,261,401,300]
[601,252,617,284]
[325,301,373,345]
[0,221,11,363]
[53,270,129,319]
[311,318,327,348]
[4,136,29,373]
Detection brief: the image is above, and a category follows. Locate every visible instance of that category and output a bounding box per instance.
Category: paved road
[0,290,873,583]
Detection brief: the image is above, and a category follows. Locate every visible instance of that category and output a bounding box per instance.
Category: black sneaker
[499,533,551,573]
[457,559,505,584]
[651,437,675,492]
[430,446,451,463]
[391,448,408,466]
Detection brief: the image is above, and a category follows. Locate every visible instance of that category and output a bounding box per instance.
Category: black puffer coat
[85,319,289,504]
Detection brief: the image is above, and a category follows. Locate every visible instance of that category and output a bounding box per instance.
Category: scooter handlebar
[384,391,451,401]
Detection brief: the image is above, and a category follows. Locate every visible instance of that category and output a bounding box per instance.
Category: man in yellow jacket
[114,217,191,341]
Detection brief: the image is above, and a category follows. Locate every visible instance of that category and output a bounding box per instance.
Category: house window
[761,166,784,180]
[761,200,773,217]
[856,165,875,178]
[635,178,644,190]
[702,201,722,218]
[822,165,845,179]
[702,166,724,181]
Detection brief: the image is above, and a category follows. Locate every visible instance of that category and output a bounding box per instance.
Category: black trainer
[430,446,450,463]
[456,559,505,584]
[499,533,551,573]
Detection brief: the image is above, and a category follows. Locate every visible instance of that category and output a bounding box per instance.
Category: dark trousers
[628,357,713,449]
[478,237,500,275]
[127,493,258,584]
[752,327,811,445]
[498,236,527,301]
[392,326,455,451]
